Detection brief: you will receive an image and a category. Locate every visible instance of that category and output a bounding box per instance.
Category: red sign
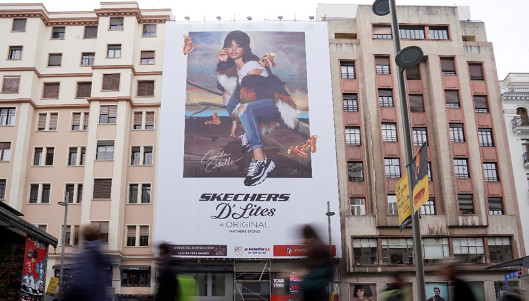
[20,235,48,299]
[273,245,336,257]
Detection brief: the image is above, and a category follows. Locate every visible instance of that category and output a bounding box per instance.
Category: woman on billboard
[216,30,298,186]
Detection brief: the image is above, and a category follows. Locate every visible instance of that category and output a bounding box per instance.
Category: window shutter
[13,19,26,31]
[379,89,392,97]
[100,105,109,115]
[140,226,149,236]
[43,83,59,98]
[409,95,424,112]
[3,77,20,93]
[474,96,488,109]
[445,90,459,103]
[141,51,154,59]
[77,83,91,98]
[94,179,112,199]
[375,57,389,65]
[72,113,81,126]
[83,113,89,129]
[145,112,154,127]
[49,113,58,130]
[84,26,98,38]
[110,17,122,26]
[111,74,120,90]
[469,63,484,80]
[127,226,136,238]
[108,105,117,118]
[38,114,47,130]
[405,65,420,80]
[373,26,391,35]
[48,54,62,66]
[441,58,455,71]
[134,112,142,127]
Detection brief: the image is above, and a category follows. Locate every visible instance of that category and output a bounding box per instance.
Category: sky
[7,0,529,79]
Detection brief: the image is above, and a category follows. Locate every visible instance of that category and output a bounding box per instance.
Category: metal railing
[511,116,529,130]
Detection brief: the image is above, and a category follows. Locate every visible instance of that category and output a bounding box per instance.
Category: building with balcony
[318,3,526,300]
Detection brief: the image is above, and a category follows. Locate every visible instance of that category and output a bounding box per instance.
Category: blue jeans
[239,98,279,151]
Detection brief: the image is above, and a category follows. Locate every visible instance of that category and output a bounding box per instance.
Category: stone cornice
[0,67,92,78]
[86,96,161,108]
[91,65,163,76]
[94,7,170,23]
[0,97,160,108]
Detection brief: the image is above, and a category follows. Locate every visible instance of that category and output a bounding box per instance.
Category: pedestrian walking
[300,225,333,301]
[443,260,477,301]
[155,243,178,301]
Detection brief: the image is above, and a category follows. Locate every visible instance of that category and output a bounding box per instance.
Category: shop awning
[485,255,529,269]
[0,201,58,247]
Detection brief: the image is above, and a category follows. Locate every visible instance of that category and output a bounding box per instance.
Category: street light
[371,1,426,300]
[57,193,69,300]
[326,201,335,297]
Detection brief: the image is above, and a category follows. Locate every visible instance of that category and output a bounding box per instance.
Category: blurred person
[379,272,410,301]
[426,287,446,301]
[351,284,373,301]
[501,287,524,301]
[442,259,477,301]
[63,225,111,301]
[300,225,333,301]
[155,242,178,301]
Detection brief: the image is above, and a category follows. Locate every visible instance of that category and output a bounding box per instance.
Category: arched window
[517,107,528,125]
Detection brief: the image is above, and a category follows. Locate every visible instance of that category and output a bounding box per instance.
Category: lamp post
[372,1,426,300]
[326,201,335,297]
[57,193,69,300]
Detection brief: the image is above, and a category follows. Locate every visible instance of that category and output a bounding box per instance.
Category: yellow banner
[411,143,429,213]
[396,172,411,230]
[46,276,59,294]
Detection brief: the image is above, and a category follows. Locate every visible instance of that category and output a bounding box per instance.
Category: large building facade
[0,2,527,301]
[318,3,526,301]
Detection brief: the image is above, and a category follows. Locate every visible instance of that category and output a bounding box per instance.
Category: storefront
[0,201,57,301]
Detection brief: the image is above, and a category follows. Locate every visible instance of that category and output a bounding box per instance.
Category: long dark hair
[222,30,260,63]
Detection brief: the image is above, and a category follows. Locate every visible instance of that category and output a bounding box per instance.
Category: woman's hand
[230,120,238,138]
[217,48,228,62]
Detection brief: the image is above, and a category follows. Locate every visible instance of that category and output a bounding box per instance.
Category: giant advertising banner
[20,235,47,300]
[156,22,341,258]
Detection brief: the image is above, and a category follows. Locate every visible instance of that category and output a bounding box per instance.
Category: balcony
[511,116,529,132]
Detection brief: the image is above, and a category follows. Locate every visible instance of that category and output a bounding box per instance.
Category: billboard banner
[20,235,47,300]
[396,172,411,231]
[157,22,341,258]
[411,142,429,213]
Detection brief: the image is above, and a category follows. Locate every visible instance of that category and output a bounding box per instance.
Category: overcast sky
[7,0,529,79]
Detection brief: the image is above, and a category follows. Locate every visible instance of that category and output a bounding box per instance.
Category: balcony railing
[524,152,529,166]
[511,116,529,130]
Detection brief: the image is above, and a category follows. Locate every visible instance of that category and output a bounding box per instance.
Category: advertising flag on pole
[396,172,412,231]
[410,142,429,213]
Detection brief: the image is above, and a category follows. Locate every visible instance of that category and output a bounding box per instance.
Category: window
[0,179,6,199]
[122,267,151,287]
[129,183,151,204]
[345,127,361,146]
[399,26,425,39]
[37,112,58,131]
[454,159,469,178]
[130,146,153,166]
[43,83,60,99]
[71,112,89,130]
[140,51,155,64]
[445,90,460,108]
[33,147,54,166]
[8,46,22,60]
[428,162,432,181]
[453,237,485,263]
[387,194,398,215]
[60,225,80,246]
[373,25,391,39]
[142,24,156,37]
[133,111,155,130]
[422,238,449,264]
[375,56,391,74]
[76,82,91,98]
[340,61,355,79]
[350,198,366,216]
[483,163,499,182]
[440,57,456,75]
[93,179,112,199]
[99,105,117,123]
[409,94,424,112]
[468,63,484,81]
[102,74,120,91]
[429,26,449,40]
[2,76,20,93]
[12,19,26,31]
[488,237,512,263]
[65,184,83,203]
[96,140,114,160]
[353,239,378,265]
[478,129,494,147]
[473,95,488,113]
[405,65,421,80]
[458,194,474,214]
[107,44,121,58]
[109,17,124,30]
[81,53,95,66]
[51,27,65,39]
[385,158,401,178]
[420,197,435,215]
[126,225,149,247]
[48,53,62,67]
[91,221,109,242]
[68,146,86,166]
[36,224,47,232]
[382,238,413,264]
[0,142,11,161]
[28,183,51,204]
[381,123,398,142]
[488,197,503,215]
[449,123,465,142]
[343,94,358,112]
[347,162,363,182]
[137,81,154,96]
[378,89,394,107]
[412,128,428,146]
[0,108,16,126]
[84,26,97,38]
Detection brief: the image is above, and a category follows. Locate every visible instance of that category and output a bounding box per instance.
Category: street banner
[411,142,429,213]
[45,277,59,294]
[157,22,341,258]
[396,172,411,231]
[20,235,47,300]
